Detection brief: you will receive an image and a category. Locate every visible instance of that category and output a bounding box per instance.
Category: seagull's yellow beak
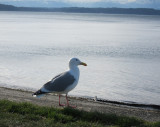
[80,62,87,66]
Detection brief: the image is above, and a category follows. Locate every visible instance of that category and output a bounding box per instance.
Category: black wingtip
[32,89,47,96]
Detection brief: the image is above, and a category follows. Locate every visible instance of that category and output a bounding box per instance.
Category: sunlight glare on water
[0,12,160,105]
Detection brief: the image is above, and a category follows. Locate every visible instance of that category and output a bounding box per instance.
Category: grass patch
[0,100,159,127]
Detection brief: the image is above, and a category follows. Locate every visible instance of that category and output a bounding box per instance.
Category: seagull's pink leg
[66,94,77,108]
[59,94,65,106]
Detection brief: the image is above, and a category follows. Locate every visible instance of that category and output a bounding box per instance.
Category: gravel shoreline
[0,87,160,122]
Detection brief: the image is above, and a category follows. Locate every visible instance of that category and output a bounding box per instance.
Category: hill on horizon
[0,3,160,15]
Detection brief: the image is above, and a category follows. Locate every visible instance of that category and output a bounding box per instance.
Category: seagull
[32,58,87,107]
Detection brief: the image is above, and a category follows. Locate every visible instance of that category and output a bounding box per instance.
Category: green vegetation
[0,100,159,127]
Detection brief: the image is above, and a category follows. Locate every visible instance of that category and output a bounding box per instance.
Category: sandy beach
[0,87,160,122]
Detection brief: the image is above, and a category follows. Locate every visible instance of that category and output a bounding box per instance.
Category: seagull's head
[69,58,87,68]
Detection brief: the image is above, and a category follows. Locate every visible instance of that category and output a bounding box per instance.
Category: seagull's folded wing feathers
[42,72,76,92]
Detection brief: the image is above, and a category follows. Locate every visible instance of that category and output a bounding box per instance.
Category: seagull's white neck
[69,65,79,72]
[69,65,80,79]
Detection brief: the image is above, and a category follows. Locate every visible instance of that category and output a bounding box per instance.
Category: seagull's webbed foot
[66,94,77,108]
[67,104,77,108]
[59,94,66,107]
[59,103,66,106]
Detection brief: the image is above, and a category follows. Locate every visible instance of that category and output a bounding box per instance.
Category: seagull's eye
[76,59,78,61]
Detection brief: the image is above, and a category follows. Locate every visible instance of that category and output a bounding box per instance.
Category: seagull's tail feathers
[32,89,47,98]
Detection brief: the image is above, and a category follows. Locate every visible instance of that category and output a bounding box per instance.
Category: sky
[0,0,160,9]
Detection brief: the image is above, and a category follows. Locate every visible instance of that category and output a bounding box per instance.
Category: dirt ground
[0,87,160,122]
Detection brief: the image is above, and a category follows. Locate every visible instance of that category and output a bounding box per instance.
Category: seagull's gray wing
[42,72,75,92]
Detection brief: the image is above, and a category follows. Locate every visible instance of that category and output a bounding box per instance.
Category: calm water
[0,11,160,105]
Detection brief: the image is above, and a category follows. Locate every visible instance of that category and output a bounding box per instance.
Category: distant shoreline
[1,3,160,15]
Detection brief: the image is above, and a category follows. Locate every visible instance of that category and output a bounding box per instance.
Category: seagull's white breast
[63,67,80,93]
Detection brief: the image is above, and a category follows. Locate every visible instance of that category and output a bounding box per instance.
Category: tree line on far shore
[1,3,160,15]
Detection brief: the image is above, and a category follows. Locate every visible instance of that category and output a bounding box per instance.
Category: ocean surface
[0,11,160,105]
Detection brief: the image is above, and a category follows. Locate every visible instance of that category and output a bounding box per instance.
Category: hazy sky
[0,0,160,9]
